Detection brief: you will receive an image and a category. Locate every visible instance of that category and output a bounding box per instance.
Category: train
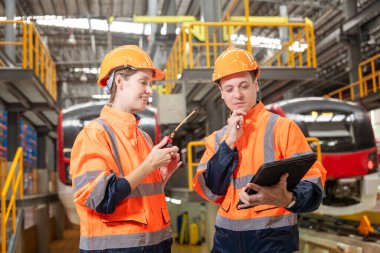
[57,101,160,224]
[58,97,380,224]
[267,97,380,215]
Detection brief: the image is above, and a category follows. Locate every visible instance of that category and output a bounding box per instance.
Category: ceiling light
[67,33,76,45]
[79,73,87,82]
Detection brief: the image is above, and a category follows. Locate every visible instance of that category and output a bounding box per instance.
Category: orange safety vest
[193,102,326,231]
[70,105,171,251]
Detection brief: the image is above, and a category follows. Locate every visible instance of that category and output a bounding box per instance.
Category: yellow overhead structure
[165,18,317,93]
[133,15,197,23]
[0,20,57,101]
[325,53,380,101]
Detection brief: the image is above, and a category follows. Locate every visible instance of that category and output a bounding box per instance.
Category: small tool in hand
[163,107,199,148]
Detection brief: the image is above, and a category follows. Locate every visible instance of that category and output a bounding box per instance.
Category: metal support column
[167,0,176,34]
[343,0,360,83]
[201,0,223,58]
[201,0,222,22]
[201,0,225,132]
[279,5,289,66]
[5,0,16,63]
[37,128,48,169]
[147,0,158,54]
[7,112,20,161]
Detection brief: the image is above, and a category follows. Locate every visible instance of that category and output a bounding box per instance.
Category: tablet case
[236,153,317,209]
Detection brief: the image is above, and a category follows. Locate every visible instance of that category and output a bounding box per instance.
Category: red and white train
[267,97,380,215]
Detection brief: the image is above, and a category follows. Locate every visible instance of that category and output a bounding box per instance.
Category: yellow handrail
[187,138,321,192]
[1,147,23,253]
[0,20,57,101]
[0,157,7,190]
[326,53,380,101]
[187,141,205,191]
[306,137,322,162]
[165,19,316,94]
[325,81,360,100]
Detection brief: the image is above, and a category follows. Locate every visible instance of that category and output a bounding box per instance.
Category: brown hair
[108,67,139,105]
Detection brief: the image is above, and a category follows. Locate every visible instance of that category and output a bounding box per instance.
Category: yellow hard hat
[212,47,260,82]
[97,45,164,87]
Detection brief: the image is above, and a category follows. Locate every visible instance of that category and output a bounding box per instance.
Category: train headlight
[368,160,375,170]
[368,152,378,173]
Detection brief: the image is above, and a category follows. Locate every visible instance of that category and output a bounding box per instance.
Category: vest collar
[244,101,265,124]
[100,105,140,126]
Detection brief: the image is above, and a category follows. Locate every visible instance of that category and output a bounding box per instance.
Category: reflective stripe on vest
[95,118,124,177]
[264,113,279,163]
[216,212,297,231]
[74,169,163,197]
[79,226,172,250]
[138,128,153,149]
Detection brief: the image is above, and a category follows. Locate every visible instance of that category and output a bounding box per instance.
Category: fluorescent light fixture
[62,119,83,127]
[0,16,152,35]
[316,114,333,122]
[165,197,182,205]
[92,94,110,99]
[72,67,99,74]
[289,41,308,52]
[170,198,182,205]
[332,115,346,122]
[231,34,282,49]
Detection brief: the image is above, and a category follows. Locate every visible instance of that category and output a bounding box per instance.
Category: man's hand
[225,110,246,149]
[160,152,182,187]
[237,173,294,209]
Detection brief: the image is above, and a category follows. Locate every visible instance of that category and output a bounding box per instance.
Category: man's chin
[232,105,247,112]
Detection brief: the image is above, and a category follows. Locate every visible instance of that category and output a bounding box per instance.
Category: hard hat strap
[105,71,115,95]
[104,66,138,94]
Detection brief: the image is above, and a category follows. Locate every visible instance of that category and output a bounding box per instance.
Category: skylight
[0,16,152,35]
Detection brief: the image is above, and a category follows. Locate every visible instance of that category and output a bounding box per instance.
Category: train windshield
[289,111,356,152]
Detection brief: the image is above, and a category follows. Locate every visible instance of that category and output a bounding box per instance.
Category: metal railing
[165,18,316,94]
[0,20,57,100]
[0,157,7,190]
[326,53,380,101]
[187,141,205,191]
[306,137,322,162]
[186,138,322,192]
[1,147,23,253]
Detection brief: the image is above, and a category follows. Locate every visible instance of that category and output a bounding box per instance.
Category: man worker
[193,47,326,253]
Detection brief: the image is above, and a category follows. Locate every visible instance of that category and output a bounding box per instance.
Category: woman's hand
[160,152,182,187]
[144,137,179,172]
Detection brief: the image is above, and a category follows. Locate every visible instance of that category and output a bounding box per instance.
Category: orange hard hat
[212,47,260,82]
[97,45,164,87]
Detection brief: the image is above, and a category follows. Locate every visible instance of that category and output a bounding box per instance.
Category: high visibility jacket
[70,105,172,252]
[193,102,326,252]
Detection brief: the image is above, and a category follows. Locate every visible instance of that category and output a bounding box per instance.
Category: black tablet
[236,153,317,209]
